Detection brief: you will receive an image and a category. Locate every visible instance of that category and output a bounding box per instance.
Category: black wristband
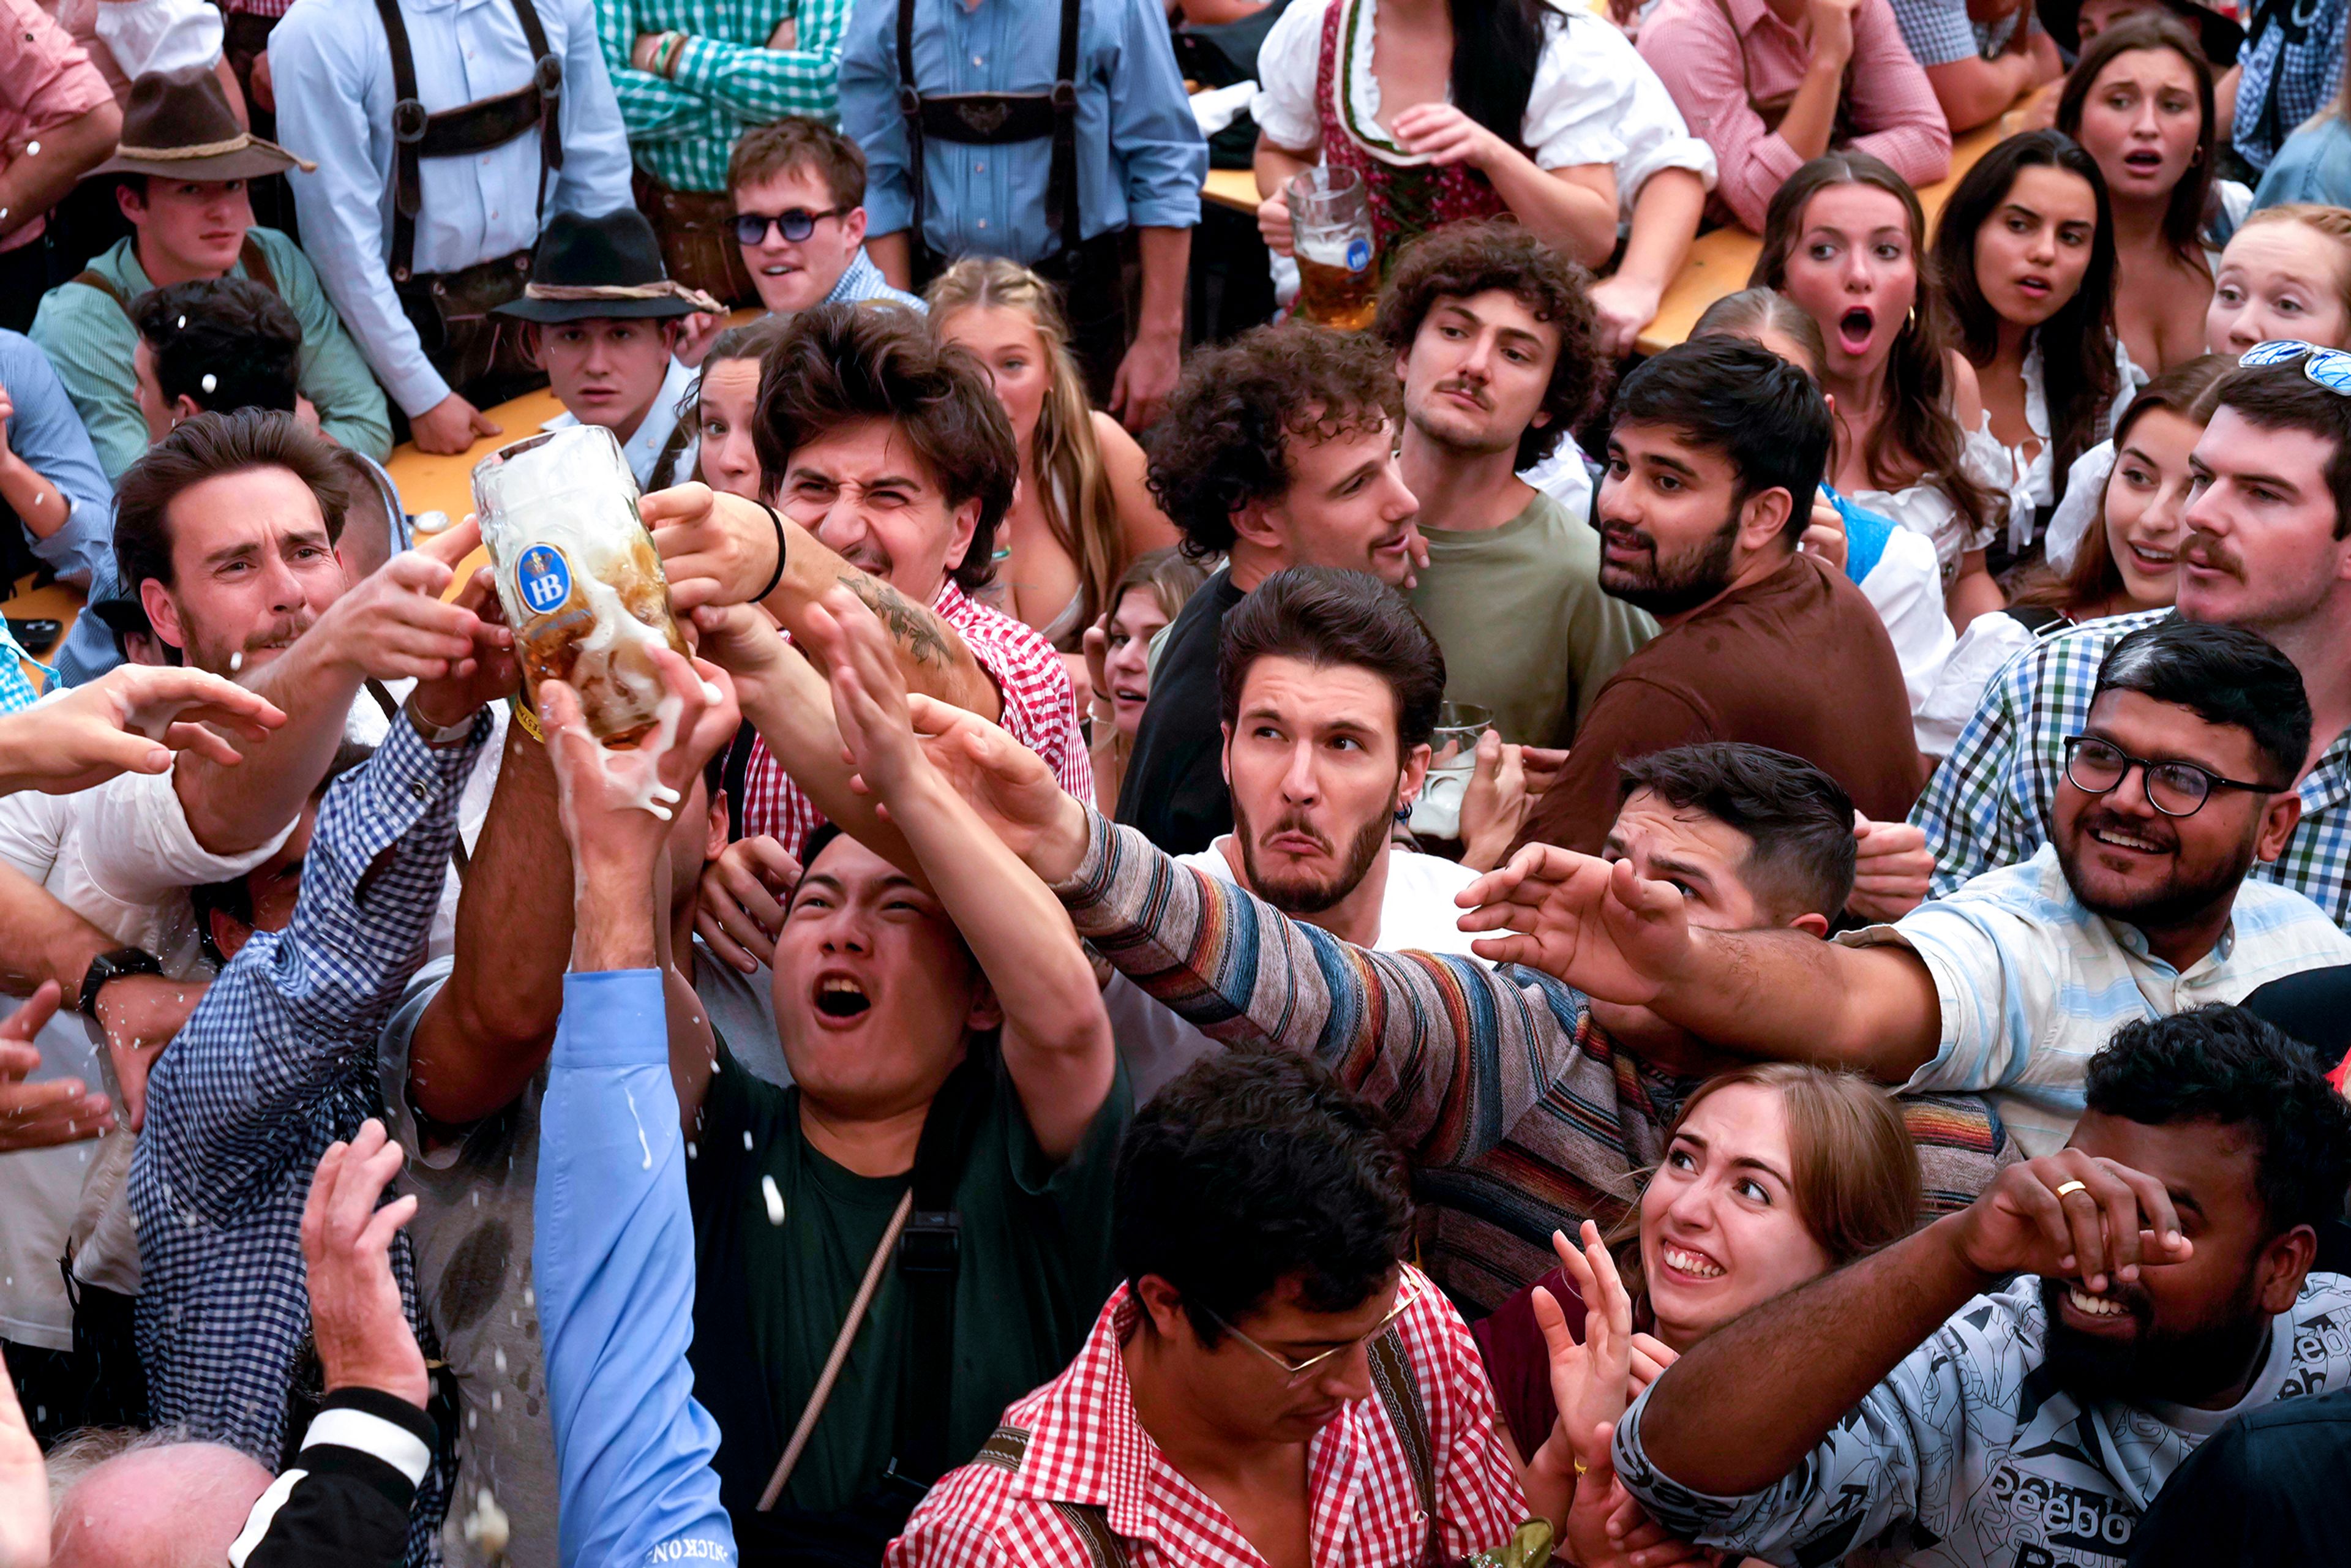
[752,501,787,604]
[79,947,163,1016]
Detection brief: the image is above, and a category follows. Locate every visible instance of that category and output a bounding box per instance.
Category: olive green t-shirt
[1409,489,1655,746]
[685,1045,1130,1525]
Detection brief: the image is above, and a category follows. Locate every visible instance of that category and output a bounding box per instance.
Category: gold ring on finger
[2053,1179,2089,1198]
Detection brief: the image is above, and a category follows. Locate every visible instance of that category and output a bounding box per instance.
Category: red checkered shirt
[738,581,1094,855]
[885,1269,1527,1568]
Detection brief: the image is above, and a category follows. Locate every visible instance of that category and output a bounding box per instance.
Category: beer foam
[591,689,685,820]
[1296,232,1357,268]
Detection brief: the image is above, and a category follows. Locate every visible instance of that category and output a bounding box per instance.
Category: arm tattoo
[842,571,955,669]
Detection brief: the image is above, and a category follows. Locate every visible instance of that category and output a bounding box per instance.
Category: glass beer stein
[472,426,692,747]
[1289,165,1379,331]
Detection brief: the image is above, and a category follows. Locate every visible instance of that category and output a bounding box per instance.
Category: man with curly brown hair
[1117,324,1421,853]
[1381,220,1656,749]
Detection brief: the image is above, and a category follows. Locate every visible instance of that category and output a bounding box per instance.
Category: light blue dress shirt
[838,0,1206,265]
[0,330,113,592]
[538,968,738,1568]
[268,0,637,417]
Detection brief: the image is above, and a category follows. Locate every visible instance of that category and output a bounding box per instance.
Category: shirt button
[972,52,983,63]
[411,781,429,801]
[974,161,984,172]
[977,219,987,229]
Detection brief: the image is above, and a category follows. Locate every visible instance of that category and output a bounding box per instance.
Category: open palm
[1458,848,1691,1003]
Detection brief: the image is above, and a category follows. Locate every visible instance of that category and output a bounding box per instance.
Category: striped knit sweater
[1059,812,2017,1313]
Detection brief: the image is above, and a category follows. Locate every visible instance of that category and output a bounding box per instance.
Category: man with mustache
[1387,220,1654,749]
[1611,1004,2351,1568]
[1509,335,1923,857]
[1480,617,2351,1158]
[1918,348,2351,926]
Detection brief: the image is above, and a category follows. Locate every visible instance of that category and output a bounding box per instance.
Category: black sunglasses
[732,208,847,245]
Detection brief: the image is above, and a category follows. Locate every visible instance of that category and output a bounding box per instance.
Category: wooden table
[1637,119,2009,356]
[1204,167,1260,215]
[381,386,566,590]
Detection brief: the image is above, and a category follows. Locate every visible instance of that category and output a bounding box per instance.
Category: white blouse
[1253,0,1717,215]
[1978,336,2147,558]
[1846,425,2011,591]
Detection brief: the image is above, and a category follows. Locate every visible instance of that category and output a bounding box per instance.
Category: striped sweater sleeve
[1055,811,1589,1167]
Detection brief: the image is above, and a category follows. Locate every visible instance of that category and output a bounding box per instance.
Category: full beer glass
[1289,166,1379,330]
[472,425,692,747]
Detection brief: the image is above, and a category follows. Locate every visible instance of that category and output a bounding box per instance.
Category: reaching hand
[542,647,741,878]
[309,523,490,685]
[0,664,287,796]
[93,973,208,1134]
[1848,813,1932,923]
[1954,1150,2191,1294]
[1454,845,1694,1003]
[695,835,802,972]
[1389,102,1505,169]
[0,1343,45,1568]
[1534,1223,1637,1479]
[801,587,929,805]
[1458,735,1571,873]
[301,1119,429,1409]
[685,601,794,716]
[645,483,782,614]
[408,392,501,456]
[1799,497,1848,572]
[407,524,520,732]
[902,693,1089,883]
[0,983,111,1152]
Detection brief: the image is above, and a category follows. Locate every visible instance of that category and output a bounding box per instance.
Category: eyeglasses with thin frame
[732,208,848,246]
[1196,1275,1426,1385]
[2061,735,2290,817]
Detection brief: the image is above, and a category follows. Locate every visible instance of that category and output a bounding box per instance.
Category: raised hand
[695,835,802,972]
[408,525,520,732]
[645,482,781,613]
[0,983,111,1152]
[685,601,794,714]
[1848,813,1933,923]
[1459,736,1570,873]
[0,664,287,796]
[301,1119,428,1408]
[1953,1150,2192,1295]
[542,647,741,862]
[309,519,490,684]
[1535,1222,1637,1479]
[800,587,927,803]
[1455,845,1694,1003]
[900,692,1090,882]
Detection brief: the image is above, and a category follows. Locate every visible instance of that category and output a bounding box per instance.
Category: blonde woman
[928,260,1179,686]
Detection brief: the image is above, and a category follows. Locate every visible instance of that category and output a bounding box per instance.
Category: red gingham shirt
[886,1269,1527,1568]
[738,581,1095,856]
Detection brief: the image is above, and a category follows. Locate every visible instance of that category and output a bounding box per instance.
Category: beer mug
[472,425,692,748]
[1289,166,1379,331]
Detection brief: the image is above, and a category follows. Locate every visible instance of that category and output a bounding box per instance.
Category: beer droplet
[176,315,186,329]
[23,142,36,157]
[201,373,217,394]
[762,1174,785,1226]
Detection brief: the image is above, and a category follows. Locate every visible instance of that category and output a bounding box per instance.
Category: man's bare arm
[0,861,118,1002]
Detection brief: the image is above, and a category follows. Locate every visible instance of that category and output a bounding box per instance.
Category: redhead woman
[2203,203,2351,358]
[928,258,1179,691]
[1750,152,2006,628]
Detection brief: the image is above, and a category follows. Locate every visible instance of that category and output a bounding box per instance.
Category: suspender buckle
[392,97,430,144]
[898,1210,961,1275]
[1049,80,1077,110]
[898,83,923,115]
[533,52,563,102]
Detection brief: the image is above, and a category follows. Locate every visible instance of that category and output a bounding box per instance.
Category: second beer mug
[472,425,693,747]
[1289,165,1379,331]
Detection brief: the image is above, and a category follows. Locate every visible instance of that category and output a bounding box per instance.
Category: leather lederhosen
[374,0,563,408]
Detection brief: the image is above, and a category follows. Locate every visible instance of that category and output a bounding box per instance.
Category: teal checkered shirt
[597,0,853,192]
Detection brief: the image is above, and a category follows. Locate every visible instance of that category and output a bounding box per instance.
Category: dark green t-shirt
[685,1043,1131,1523]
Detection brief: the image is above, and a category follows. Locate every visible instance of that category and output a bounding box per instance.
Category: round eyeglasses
[2062,735,2290,817]
[2238,339,2351,395]
[732,208,848,246]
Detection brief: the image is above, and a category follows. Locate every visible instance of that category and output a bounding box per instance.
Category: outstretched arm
[808,590,1115,1159]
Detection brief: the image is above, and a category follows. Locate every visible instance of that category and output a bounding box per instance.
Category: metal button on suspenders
[893,0,1086,276]
[372,0,567,283]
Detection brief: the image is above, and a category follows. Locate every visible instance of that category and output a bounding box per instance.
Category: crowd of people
[6,0,2351,1562]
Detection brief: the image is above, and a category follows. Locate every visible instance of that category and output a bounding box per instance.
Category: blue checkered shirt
[131,708,490,1568]
[823,245,926,311]
[2235,0,2350,171]
[1910,609,2351,923]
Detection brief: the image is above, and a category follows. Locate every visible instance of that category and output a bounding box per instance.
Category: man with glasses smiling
[1483,617,2351,1158]
[727,119,924,318]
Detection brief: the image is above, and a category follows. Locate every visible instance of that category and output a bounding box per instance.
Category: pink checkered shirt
[886,1269,1528,1568]
[739,580,1094,856]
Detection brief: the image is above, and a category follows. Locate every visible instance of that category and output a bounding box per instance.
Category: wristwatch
[79,947,164,1017]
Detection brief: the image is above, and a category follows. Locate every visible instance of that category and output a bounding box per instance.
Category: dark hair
[2200,356,2351,541]
[1692,287,1829,380]
[1216,567,1447,753]
[728,115,867,210]
[1611,337,1833,544]
[1618,743,1858,918]
[1449,0,1547,149]
[130,277,302,417]
[1116,1052,1414,1347]
[1936,131,2121,505]
[2093,618,2312,784]
[2085,1004,2351,1234]
[1145,324,1400,559]
[2011,354,2232,617]
[1750,153,2000,544]
[1374,218,1603,469]
[114,409,351,595]
[2057,15,2219,265]
[752,302,1016,593]
[700,312,794,375]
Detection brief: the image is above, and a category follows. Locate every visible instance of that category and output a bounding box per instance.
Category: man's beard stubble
[1599,512,1739,619]
[2055,804,2262,934]
[2037,1275,2273,1408]
[1232,789,1398,917]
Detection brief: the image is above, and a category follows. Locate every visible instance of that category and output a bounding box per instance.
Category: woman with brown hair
[1474,1063,1924,1556]
[1081,547,1215,814]
[2057,13,2250,372]
[1750,151,2006,628]
[927,258,1178,688]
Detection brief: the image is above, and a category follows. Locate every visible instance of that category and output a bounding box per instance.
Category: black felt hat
[493,209,723,323]
[2036,0,2243,66]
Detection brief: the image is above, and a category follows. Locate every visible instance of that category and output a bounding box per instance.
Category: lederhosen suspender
[71,234,280,308]
[894,0,1084,272]
[372,0,565,284]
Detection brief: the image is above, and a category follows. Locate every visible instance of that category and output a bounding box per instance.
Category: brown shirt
[1514,552,1924,857]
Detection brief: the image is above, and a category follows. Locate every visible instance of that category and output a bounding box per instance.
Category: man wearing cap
[31,68,392,482]
[268,0,634,455]
[497,208,722,490]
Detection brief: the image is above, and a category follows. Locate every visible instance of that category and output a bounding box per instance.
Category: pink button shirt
[1,0,112,252]
[1637,0,1949,232]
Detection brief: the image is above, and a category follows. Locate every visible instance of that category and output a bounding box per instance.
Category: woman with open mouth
[1751,151,2008,631]
[1935,130,2139,576]
[1081,546,1213,814]
[2057,13,2252,375]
